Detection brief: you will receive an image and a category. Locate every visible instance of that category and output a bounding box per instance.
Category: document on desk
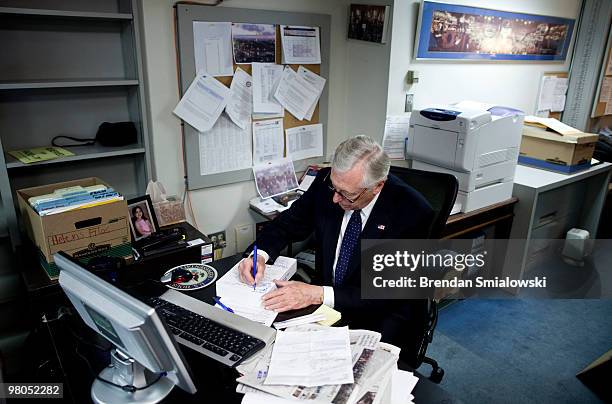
[252,63,284,114]
[199,114,252,175]
[236,327,385,404]
[193,21,233,77]
[297,66,326,121]
[286,123,323,161]
[264,327,354,387]
[173,73,230,132]
[215,257,297,327]
[226,67,253,129]
[280,26,321,64]
[274,66,320,120]
[253,118,284,164]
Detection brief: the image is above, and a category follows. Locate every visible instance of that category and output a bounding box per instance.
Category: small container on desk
[128,222,214,279]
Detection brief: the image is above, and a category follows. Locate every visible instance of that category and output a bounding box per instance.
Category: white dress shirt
[323,192,380,307]
[253,193,381,309]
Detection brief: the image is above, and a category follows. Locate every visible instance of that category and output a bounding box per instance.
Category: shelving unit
[0,0,153,249]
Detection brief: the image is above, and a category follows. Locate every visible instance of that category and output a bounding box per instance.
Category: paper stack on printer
[215,256,297,327]
[235,324,419,404]
[28,184,122,216]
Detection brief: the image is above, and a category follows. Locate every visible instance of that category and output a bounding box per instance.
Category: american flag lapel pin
[378,224,385,230]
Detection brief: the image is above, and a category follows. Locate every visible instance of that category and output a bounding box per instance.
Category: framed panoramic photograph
[415,1,575,61]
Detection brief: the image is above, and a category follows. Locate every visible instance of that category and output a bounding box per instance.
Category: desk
[507,162,612,289]
[251,197,519,258]
[34,254,459,403]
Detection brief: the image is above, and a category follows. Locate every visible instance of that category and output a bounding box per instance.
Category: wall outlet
[405,94,414,112]
[235,224,254,252]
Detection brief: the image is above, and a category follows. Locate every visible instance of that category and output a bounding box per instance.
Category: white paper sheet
[226,67,253,129]
[274,67,320,120]
[253,118,284,164]
[297,66,326,121]
[252,63,284,114]
[193,21,233,77]
[264,327,354,387]
[551,94,567,112]
[173,73,230,132]
[537,76,556,111]
[280,25,321,64]
[253,158,299,199]
[390,368,419,404]
[215,257,297,326]
[199,114,252,175]
[285,123,323,161]
[538,76,568,112]
[273,313,327,329]
[241,392,296,404]
[383,115,411,160]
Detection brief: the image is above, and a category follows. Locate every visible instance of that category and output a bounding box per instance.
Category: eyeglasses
[324,172,368,204]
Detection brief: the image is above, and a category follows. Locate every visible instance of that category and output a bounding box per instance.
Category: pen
[253,244,257,290]
[213,296,234,313]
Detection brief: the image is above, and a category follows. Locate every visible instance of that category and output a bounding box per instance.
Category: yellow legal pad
[8,147,74,164]
[313,304,342,326]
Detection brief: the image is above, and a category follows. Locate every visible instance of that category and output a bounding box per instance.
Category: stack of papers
[215,256,297,327]
[235,324,418,404]
[265,327,353,387]
[28,185,122,216]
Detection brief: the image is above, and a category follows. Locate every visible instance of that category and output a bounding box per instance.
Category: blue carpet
[418,299,612,403]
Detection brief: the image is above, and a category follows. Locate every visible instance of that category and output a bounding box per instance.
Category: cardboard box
[17,178,132,280]
[519,121,598,174]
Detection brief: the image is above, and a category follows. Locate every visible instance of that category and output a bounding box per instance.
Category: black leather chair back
[389,166,459,238]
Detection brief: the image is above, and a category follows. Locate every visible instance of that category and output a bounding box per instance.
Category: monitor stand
[91,349,175,404]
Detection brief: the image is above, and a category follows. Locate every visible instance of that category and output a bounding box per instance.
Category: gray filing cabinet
[506,161,612,286]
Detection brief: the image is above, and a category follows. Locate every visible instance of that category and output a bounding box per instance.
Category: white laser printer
[406,103,524,213]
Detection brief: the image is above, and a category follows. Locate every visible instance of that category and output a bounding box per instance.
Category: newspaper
[236,325,394,404]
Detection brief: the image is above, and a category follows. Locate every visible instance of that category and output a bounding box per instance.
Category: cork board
[175,4,331,190]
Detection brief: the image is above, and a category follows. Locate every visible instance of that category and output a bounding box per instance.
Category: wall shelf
[0,7,132,20]
[5,145,146,169]
[0,79,139,90]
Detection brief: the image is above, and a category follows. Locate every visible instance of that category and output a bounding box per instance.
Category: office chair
[389,165,459,384]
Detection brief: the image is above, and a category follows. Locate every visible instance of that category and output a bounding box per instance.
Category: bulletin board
[592,28,612,117]
[175,4,331,190]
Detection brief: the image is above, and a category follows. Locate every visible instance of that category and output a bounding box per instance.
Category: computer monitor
[55,252,197,404]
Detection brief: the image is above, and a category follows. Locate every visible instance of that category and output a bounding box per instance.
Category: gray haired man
[239,135,434,366]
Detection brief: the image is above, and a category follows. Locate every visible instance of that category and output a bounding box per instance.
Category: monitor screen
[55,252,196,395]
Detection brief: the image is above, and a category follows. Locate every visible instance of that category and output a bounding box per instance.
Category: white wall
[387,0,582,115]
[345,0,394,144]
[141,0,385,256]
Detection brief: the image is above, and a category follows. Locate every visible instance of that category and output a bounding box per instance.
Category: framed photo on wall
[415,1,575,61]
[127,195,160,242]
[348,4,391,44]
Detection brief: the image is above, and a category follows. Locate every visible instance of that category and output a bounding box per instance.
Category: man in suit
[239,135,434,365]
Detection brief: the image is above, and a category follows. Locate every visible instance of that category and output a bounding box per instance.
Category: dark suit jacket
[249,167,435,365]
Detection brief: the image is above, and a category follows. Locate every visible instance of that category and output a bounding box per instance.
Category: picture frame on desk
[127,195,160,242]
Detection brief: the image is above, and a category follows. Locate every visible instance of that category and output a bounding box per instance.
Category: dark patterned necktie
[334,210,362,286]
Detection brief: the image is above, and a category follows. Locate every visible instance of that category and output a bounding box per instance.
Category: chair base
[423,356,444,384]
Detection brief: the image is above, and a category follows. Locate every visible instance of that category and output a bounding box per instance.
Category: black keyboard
[147,297,265,367]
